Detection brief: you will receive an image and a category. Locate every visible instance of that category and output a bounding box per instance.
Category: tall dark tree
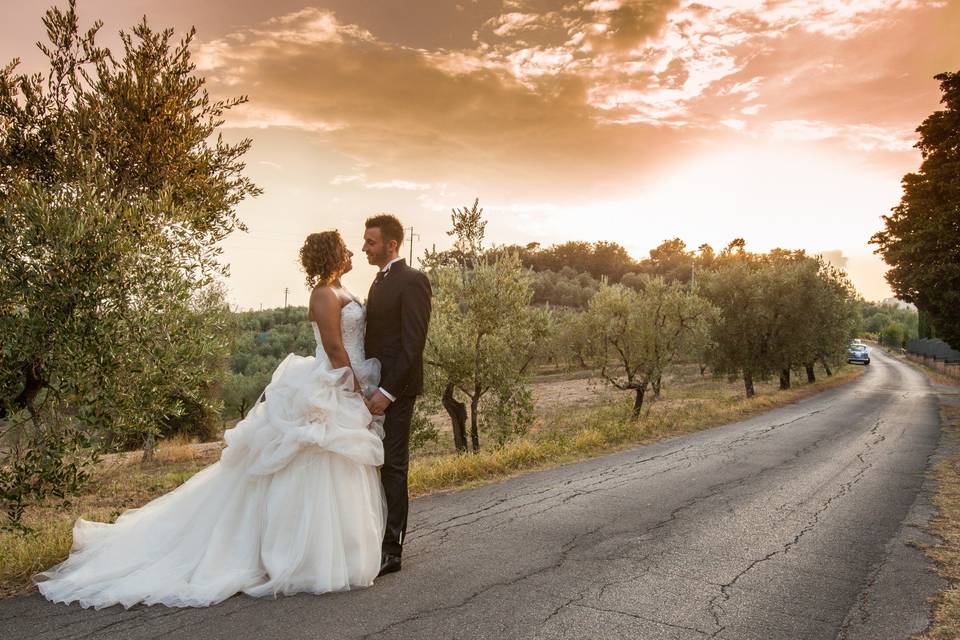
[871,71,960,346]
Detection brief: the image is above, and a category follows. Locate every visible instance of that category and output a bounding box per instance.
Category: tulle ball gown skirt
[34,353,387,609]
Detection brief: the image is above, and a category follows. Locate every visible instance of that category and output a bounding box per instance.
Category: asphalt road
[0,348,948,640]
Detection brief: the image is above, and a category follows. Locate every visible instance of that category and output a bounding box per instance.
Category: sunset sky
[4,0,959,309]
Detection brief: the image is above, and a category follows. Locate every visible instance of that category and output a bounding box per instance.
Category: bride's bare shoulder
[310,284,337,299]
[308,285,340,321]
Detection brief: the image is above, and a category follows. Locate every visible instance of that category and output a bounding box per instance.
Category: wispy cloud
[365,180,433,191]
[193,0,948,194]
[767,120,917,151]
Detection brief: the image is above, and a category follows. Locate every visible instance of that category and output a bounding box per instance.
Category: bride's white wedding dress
[35,298,386,609]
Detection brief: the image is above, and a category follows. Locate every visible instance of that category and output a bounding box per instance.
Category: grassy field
[0,364,863,598]
[409,363,863,495]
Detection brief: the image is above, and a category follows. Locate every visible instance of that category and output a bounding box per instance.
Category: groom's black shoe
[378,553,402,577]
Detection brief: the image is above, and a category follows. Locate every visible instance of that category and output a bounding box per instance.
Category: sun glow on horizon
[5,0,950,309]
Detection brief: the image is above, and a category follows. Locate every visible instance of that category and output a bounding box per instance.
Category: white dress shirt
[381,256,404,273]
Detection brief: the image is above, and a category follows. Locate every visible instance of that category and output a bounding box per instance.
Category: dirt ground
[168,372,621,453]
[531,375,616,411]
[422,373,621,434]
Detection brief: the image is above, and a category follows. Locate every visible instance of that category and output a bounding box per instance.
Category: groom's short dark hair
[365,214,404,247]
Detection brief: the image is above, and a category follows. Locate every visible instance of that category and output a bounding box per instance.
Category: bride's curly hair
[299,230,349,289]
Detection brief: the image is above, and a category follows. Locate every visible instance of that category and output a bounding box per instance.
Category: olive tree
[423,200,550,452]
[702,243,860,397]
[0,2,258,526]
[585,277,712,417]
[700,242,772,397]
[757,250,821,390]
[799,257,860,381]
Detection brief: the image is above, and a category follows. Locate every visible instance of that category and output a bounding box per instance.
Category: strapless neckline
[340,299,362,312]
[309,299,362,326]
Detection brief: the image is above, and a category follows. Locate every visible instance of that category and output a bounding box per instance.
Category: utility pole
[407,226,420,265]
[283,287,289,320]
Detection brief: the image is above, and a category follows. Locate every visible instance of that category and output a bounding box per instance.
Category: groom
[362,214,432,577]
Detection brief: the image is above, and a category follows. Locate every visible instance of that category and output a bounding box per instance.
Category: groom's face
[363,227,396,267]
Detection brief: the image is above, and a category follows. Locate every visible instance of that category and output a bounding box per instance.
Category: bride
[34,231,387,609]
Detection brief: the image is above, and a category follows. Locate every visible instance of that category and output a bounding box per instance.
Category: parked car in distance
[847,343,871,365]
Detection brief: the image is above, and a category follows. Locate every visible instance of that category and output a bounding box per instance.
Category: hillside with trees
[219,214,876,457]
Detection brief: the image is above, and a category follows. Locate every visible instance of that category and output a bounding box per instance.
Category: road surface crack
[570,603,712,637]
[361,524,606,639]
[706,427,882,638]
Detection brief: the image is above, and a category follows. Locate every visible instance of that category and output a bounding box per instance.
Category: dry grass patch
[912,360,960,387]
[152,434,201,463]
[410,365,863,497]
[913,402,960,640]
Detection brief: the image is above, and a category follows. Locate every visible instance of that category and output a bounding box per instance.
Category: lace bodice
[311,299,367,368]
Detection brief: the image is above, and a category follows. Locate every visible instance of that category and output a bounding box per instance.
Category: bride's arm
[310,287,362,392]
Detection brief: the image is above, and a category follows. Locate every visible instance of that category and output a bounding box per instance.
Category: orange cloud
[196,7,690,192]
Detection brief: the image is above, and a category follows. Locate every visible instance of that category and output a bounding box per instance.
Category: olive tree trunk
[631,384,648,419]
[743,371,756,398]
[469,393,481,453]
[820,356,833,377]
[779,368,791,390]
[142,432,155,463]
[442,383,469,453]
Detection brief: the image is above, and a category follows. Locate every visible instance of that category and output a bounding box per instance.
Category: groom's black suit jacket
[365,259,432,398]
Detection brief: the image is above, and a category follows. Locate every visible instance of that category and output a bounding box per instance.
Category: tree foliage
[700,242,860,397]
[529,267,601,308]
[871,70,960,347]
[879,321,910,349]
[472,239,638,282]
[858,300,918,339]
[423,201,550,452]
[700,243,770,397]
[583,277,713,417]
[0,2,257,525]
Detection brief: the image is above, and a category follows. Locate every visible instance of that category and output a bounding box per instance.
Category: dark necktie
[373,269,387,286]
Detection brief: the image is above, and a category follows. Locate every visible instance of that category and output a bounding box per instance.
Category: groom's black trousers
[381,395,415,557]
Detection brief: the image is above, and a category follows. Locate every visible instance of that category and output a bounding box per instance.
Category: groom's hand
[367,390,392,415]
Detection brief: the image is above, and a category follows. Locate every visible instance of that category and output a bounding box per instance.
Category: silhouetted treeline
[431,237,715,288]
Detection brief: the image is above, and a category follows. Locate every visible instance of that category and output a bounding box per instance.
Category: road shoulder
[888,356,960,639]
